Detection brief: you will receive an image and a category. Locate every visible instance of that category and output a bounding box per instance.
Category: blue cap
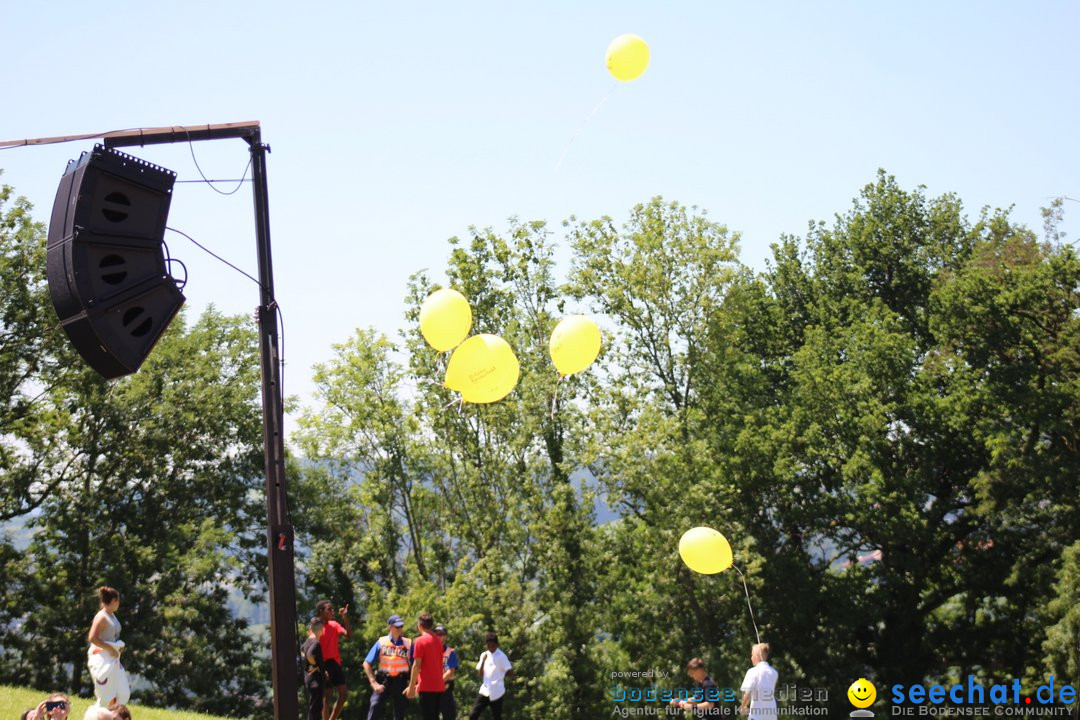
[387,614,405,627]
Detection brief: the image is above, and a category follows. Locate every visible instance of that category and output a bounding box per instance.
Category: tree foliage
[294,180,1079,718]
[2,170,1077,720]
[294,220,602,717]
[0,177,66,522]
[0,180,271,715]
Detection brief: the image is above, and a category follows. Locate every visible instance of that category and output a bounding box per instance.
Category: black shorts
[324,658,347,687]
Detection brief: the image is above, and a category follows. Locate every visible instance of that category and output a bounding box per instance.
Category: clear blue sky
[3,2,1077,434]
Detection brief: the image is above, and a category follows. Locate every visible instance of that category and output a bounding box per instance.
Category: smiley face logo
[848,678,876,708]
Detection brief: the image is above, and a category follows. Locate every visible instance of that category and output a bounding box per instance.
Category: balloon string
[732,564,761,645]
[554,83,619,172]
[550,373,564,419]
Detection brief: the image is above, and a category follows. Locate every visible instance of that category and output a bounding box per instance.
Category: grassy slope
[0,687,231,720]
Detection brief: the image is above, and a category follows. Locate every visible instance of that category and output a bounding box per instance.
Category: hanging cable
[166,227,262,290]
[185,129,252,195]
[165,226,287,400]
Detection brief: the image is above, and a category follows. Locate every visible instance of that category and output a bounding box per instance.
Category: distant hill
[2,463,617,630]
[2,513,36,551]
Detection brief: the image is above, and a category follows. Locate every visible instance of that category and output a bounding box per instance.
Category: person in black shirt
[434,625,459,720]
[302,618,330,720]
[671,657,719,714]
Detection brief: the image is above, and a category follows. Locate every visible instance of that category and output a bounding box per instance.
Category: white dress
[87,609,130,708]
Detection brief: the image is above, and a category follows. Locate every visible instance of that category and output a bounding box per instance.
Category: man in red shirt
[316,600,352,720]
[405,612,445,720]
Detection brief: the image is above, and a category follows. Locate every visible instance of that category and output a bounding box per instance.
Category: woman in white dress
[87,586,130,708]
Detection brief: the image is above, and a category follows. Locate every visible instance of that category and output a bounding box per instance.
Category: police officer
[363,614,412,720]
[434,625,459,720]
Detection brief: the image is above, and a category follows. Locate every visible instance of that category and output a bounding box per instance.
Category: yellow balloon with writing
[419,288,473,352]
[606,34,650,82]
[549,315,602,376]
[445,334,520,404]
[678,527,733,574]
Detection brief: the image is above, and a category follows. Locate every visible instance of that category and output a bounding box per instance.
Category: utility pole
[1,120,300,718]
[102,122,299,720]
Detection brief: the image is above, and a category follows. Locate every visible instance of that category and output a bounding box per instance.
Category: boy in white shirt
[739,643,779,719]
[469,632,513,719]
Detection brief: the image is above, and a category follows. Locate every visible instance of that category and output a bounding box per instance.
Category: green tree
[567,197,756,690]
[0,177,69,521]
[295,220,603,716]
[928,219,1079,685]
[293,177,1078,720]
[1043,540,1080,686]
[696,172,1079,712]
[0,308,271,716]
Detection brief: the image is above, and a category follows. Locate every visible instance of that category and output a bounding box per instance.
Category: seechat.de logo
[890,676,1079,716]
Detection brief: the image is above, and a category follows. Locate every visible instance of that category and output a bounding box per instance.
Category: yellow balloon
[678,527,733,575]
[419,289,472,352]
[549,315,602,376]
[444,334,520,404]
[605,34,650,82]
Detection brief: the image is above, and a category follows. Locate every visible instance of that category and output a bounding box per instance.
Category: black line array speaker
[47,145,185,378]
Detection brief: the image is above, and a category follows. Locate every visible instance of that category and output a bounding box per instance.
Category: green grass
[0,686,231,720]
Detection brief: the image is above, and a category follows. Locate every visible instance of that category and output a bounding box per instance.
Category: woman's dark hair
[98,586,119,605]
[115,705,132,720]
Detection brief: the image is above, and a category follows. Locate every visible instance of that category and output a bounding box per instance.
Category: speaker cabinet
[46,145,185,378]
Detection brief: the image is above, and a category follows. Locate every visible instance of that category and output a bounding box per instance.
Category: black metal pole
[99,122,299,717]
[247,129,300,720]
